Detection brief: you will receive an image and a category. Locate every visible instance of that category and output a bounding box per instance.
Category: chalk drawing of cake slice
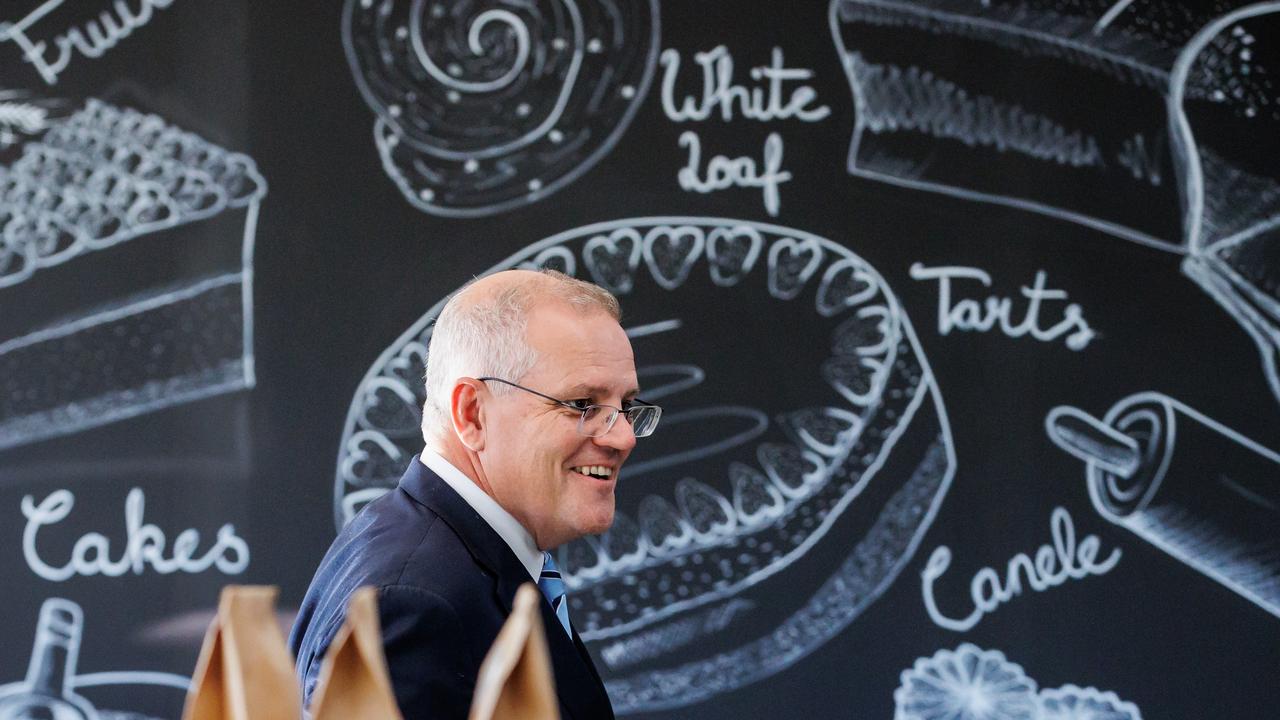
[0,98,266,451]
[336,217,956,712]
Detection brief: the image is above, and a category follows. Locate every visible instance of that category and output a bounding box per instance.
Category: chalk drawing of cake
[0,99,266,450]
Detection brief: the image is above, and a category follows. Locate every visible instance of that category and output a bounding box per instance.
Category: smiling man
[289,269,660,719]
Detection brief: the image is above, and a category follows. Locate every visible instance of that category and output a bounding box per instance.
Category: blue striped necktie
[538,551,572,636]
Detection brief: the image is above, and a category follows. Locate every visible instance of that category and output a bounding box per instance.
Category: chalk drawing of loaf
[831,1,1280,406]
[336,217,957,712]
[0,98,266,451]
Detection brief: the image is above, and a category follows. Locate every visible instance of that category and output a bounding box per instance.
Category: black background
[2,1,1278,718]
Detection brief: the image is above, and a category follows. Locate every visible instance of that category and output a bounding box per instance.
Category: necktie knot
[538,551,572,636]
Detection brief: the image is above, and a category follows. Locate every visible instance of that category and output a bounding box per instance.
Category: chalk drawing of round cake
[342,0,659,217]
[0,99,266,451]
[336,218,955,711]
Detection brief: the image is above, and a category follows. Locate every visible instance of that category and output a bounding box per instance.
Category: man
[289,269,660,719]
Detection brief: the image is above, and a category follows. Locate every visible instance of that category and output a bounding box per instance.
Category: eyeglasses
[477,377,662,438]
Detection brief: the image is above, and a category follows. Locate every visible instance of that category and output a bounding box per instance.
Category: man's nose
[596,412,637,451]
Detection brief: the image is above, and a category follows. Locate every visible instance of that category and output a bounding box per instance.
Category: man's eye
[567,399,593,411]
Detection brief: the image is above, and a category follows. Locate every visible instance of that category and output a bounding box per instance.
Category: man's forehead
[563,380,641,397]
[526,303,629,348]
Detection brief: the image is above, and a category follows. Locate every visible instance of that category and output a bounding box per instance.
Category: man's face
[480,302,639,549]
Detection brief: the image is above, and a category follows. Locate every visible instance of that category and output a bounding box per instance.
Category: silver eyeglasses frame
[476,377,662,438]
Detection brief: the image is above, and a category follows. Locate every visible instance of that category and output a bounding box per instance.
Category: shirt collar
[418,447,544,582]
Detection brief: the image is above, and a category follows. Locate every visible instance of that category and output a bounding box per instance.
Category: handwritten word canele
[661,46,829,217]
[921,506,1121,632]
[909,263,1096,350]
[22,487,250,582]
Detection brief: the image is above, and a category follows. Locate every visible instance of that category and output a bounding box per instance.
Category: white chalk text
[921,506,1121,632]
[0,0,177,85]
[22,487,250,582]
[909,263,1096,350]
[660,45,828,217]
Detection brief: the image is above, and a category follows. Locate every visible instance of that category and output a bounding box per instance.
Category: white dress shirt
[418,447,544,582]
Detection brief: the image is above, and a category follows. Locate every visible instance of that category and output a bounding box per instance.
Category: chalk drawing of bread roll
[828,0,1280,253]
[336,217,956,712]
[342,0,659,218]
[1046,392,1280,619]
[0,99,266,451]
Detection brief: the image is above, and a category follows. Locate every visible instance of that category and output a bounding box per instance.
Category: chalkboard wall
[3,1,1278,718]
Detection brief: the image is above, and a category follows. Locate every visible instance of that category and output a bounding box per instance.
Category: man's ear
[451,379,486,451]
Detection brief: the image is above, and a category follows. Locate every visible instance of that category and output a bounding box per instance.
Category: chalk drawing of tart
[0,99,266,451]
[336,217,956,712]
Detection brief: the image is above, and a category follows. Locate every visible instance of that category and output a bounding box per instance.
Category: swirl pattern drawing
[342,0,659,217]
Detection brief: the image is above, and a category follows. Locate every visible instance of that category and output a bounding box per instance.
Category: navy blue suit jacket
[289,457,615,719]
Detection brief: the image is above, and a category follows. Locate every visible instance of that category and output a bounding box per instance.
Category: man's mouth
[571,465,614,480]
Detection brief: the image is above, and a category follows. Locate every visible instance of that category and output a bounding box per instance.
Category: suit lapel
[398,458,614,718]
[535,590,615,719]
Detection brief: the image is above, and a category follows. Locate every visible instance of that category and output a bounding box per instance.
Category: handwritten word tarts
[909,263,1096,350]
[662,46,829,217]
[22,487,249,582]
[921,506,1121,632]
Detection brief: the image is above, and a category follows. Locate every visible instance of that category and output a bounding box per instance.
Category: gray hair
[421,269,621,442]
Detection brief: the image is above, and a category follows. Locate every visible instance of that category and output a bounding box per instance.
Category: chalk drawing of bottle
[1046,392,1280,619]
[0,599,98,720]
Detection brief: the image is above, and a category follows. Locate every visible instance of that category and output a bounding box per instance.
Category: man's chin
[581,505,616,538]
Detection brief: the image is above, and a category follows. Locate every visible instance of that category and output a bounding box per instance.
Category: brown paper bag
[309,587,403,720]
[468,583,560,720]
[182,586,301,720]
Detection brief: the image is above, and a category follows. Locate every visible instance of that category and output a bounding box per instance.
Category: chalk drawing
[908,264,1096,351]
[0,98,266,450]
[1176,3,1280,408]
[0,597,189,720]
[659,46,831,124]
[1046,392,1280,620]
[22,487,251,582]
[0,91,53,148]
[831,0,1280,404]
[676,130,791,217]
[341,0,659,217]
[921,506,1121,632]
[894,643,1142,720]
[1183,224,1280,408]
[660,45,829,216]
[335,217,956,712]
[0,0,178,85]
